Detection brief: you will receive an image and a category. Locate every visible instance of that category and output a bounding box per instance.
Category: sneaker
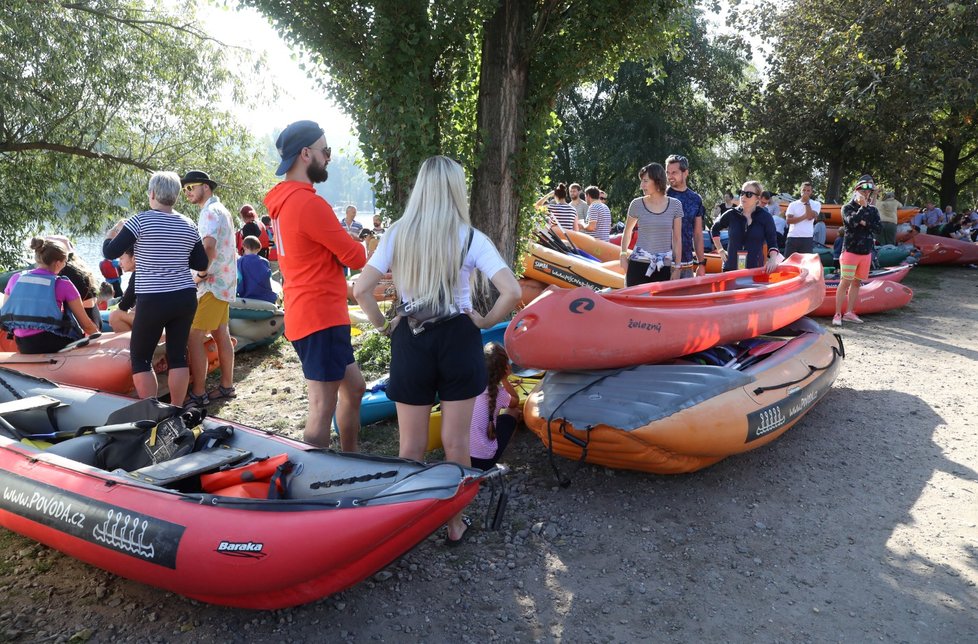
[831,315,842,327]
[842,312,864,324]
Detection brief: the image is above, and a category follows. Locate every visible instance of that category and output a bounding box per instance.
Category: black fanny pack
[395,229,473,335]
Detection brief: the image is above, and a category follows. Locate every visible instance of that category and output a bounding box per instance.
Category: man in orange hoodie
[264,120,367,450]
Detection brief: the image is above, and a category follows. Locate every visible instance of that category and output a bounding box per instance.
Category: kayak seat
[0,395,68,439]
[46,433,112,467]
[127,446,253,487]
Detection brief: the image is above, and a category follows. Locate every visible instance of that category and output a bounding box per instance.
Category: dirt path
[1,266,976,643]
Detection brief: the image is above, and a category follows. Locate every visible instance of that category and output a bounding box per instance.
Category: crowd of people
[4,116,977,544]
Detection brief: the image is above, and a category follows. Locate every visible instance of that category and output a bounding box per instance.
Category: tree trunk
[825,156,845,203]
[938,137,961,210]
[469,0,532,267]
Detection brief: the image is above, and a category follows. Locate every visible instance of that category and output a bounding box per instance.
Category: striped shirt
[586,202,612,242]
[547,202,578,230]
[115,210,203,295]
[469,384,512,459]
[627,197,683,255]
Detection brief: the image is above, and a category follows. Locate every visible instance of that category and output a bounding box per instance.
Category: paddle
[734,339,791,370]
[57,333,102,353]
[722,338,766,368]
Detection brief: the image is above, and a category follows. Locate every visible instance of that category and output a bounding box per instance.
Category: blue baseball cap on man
[274,120,325,175]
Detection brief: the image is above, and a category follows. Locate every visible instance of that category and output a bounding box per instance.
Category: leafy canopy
[0,0,277,267]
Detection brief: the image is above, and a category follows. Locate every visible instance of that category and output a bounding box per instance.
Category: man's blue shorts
[291,325,355,382]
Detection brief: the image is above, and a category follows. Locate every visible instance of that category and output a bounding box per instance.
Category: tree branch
[959,170,978,189]
[56,0,236,49]
[0,142,155,172]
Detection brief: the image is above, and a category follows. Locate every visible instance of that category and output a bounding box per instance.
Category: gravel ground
[1,265,976,643]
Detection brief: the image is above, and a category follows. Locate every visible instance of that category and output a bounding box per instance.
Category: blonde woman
[354,156,521,546]
[710,180,783,273]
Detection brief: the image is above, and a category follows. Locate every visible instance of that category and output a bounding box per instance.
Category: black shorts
[625,260,670,287]
[387,315,487,406]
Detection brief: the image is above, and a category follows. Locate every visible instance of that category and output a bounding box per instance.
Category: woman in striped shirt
[535,183,578,231]
[103,171,208,406]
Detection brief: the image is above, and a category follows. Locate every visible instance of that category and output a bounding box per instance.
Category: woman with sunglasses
[833,175,882,326]
[619,163,683,286]
[710,181,782,273]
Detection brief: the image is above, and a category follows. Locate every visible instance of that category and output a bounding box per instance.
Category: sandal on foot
[207,385,236,402]
[446,516,473,548]
[185,391,209,408]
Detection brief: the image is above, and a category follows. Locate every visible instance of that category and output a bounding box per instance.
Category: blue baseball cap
[275,120,325,175]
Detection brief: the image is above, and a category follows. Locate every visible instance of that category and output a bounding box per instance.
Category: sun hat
[274,120,325,175]
[180,170,217,189]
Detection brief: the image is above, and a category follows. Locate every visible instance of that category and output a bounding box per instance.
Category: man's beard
[307,159,328,184]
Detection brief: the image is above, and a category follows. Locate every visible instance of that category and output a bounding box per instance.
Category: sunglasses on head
[183,183,202,192]
[738,190,759,198]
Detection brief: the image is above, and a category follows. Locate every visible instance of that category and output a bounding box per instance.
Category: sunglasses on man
[856,183,875,191]
[183,183,203,193]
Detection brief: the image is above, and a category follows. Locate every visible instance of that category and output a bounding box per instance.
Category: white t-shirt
[366,224,507,311]
[785,198,821,238]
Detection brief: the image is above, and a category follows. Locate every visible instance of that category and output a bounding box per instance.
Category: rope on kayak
[0,371,25,400]
[544,371,622,488]
[751,343,843,395]
[308,469,398,489]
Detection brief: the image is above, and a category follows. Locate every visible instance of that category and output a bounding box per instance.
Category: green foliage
[745,0,978,205]
[549,6,750,217]
[353,328,391,381]
[247,0,496,220]
[0,0,276,268]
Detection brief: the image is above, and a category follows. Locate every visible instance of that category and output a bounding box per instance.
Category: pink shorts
[839,251,871,280]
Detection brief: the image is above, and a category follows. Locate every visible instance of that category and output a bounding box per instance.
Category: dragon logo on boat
[568,297,595,314]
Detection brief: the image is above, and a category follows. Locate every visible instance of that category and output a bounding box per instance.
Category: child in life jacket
[0,237,100,353]
[468,343,522,470]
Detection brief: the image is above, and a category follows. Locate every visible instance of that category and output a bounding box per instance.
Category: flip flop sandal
[446,516,473,548]
[207,385,236,402]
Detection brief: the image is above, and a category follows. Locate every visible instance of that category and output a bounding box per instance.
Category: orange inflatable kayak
[553,230,623,262]
[811,280,912,317]
[0,332,224,395]
[506,253,825,371]
[522,242,624,290]
[518,278,548,308]
[523,317,843,474]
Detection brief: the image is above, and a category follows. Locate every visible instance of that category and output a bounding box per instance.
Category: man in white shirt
[785,181,821,256]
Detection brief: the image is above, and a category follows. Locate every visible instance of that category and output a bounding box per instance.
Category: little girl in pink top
[469,343,522,470]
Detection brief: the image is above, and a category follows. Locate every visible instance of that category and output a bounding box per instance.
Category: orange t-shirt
[264,181,366,341]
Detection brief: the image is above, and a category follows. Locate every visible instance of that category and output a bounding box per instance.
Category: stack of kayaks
[506,254,825,371]
[0,332,223,396]
[779,202,919,226]
[509,253,843,474]
[522,229,626,290]
[229,298,285,352]
[0,367,499,609]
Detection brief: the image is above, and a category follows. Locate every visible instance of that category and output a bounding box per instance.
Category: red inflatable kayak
[811,280,913,317]
[505,253,824,371]
[0,368,498,609]
[905,232,978,265]
[824,264,911,285]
